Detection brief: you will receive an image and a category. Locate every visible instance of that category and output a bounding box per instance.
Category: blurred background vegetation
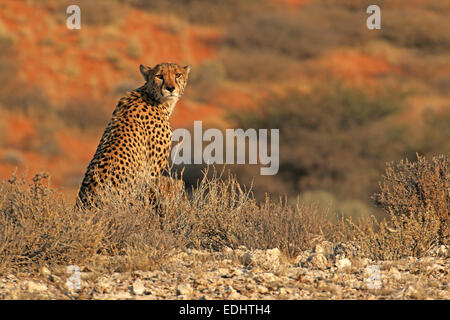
[0,0,449,221]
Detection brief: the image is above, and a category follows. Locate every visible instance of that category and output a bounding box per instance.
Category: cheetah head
[140,62,191,114]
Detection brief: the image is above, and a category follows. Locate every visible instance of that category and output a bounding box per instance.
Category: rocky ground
[0,242,448,300]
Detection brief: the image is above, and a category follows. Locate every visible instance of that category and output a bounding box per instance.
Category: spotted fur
[77,62,190,208]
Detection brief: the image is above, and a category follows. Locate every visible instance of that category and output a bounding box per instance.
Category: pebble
[336,258,352,269]
[176,283,193,296]
[131,279,146,295]
[23,281,48,293]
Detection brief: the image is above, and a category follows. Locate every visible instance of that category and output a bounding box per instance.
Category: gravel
[0,242,448,300]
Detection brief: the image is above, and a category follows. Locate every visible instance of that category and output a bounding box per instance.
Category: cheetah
[76,62,191,208]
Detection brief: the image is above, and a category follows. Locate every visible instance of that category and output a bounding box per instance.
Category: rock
[131,279,146,295]
[306,254,329,270]
[256,285,269,294]
[113,291,133,300]
[336,258,352,269]
[94,277,114,294]
[176,283,193,296]
[294,251,310,266]
[260,272,277,283]
[388,268,402,281]
[224,285,240,299]
[403,286,419,299]
[23,280,47,293]
[40,267,51,278]
[240,248,281,270]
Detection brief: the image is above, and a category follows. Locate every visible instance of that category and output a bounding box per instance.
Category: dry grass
[0,155,447,274]
[0,173,106,273]
[342,209,443,261]
[0,168,332,275]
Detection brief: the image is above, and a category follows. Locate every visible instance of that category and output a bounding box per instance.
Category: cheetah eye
[155,74,164,80]
[175,73,182,78]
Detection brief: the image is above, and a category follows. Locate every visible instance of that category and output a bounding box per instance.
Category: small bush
[372,154,449,245]
[0,28,50,117]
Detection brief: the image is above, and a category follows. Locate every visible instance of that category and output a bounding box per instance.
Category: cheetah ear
[139,64,152,80]
[183,65,191,76]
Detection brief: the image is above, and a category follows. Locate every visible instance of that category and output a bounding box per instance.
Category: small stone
[94,277,113,294]
[240,248,281,270]
[388,268,402,281]
[114,291,133,300]
[336,258,352,269]
[306,254,329,270]
[260,272,277,283]
[257,285,269,294]
[225,285,240,299]
[278,287,288,295]
[403,286,419,299]
[40,267,51,278]
[176,283,193,296]
[23,280,47,293]
[132,279,146,295]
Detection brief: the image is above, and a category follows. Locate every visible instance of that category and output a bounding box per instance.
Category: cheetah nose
[166,86,175,93]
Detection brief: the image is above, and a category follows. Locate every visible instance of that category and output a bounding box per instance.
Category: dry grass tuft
[0,168,332,274]
[0,173,107,273]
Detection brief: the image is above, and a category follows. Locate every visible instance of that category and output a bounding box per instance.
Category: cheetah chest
[144,114,172,174]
